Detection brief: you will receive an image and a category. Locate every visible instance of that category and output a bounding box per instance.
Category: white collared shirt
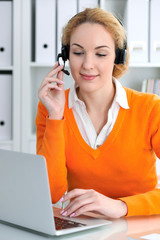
[68,78,129,149]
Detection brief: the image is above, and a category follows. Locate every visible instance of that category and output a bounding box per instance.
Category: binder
[0,1,12,66]
[141,79,147,93]
[100,0,126,21]
[78,0,99,12]
[150,0,160,63]
[0,74,12,140]
[126,0,149,63]
[35,0,56,63]
[146,79,154,93]
[57,0,77,55]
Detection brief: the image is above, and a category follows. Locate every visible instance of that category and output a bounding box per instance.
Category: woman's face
[69,23,116,94]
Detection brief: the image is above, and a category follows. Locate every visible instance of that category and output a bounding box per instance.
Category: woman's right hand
[38,62,65,120]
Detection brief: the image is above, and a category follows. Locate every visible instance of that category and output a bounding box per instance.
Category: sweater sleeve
[149,100,160,158]
[120,96,160,217]
[119,188,160,216]
[35,101,68,203]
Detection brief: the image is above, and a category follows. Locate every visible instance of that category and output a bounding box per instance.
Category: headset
[114,40,127,65]
[57,22,127,76]
[57,45,70,75]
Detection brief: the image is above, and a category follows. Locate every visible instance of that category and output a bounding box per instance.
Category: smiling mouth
[80,73,99,80]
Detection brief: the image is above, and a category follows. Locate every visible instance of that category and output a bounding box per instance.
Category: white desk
[0,214,160,240]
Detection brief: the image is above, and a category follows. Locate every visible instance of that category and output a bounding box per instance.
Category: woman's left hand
[60,189,127,219]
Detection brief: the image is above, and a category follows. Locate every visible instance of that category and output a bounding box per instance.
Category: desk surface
[0,214,160,240]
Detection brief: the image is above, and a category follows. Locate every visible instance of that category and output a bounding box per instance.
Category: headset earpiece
[114,42,127,65]
[61,45,70,61]
[57,45,70,76]
[114,17,127,65]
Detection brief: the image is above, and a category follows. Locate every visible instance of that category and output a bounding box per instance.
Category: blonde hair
[62,8,129,79]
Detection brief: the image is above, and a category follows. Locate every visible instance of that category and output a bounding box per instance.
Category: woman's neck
[77,81,116,114]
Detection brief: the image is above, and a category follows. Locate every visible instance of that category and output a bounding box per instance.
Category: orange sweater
[36,87,160,216]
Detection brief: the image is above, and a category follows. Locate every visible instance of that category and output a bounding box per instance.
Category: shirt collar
[113,77,129,109]
[68,83,80,109]
[68,77,129,109]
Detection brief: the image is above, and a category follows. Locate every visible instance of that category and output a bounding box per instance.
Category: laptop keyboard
[54,216,86,230]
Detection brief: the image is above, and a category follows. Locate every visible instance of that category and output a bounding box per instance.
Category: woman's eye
[73,52,84,55]
[96,53,107,57]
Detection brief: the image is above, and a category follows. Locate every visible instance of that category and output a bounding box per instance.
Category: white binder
[100,0,126,21]
[0,1,12,66]
[126,0,149,63]
[57,0,77,55]
[150,0,160,63]
[78,0,99,12]
[0,74,12,140]
[35,0,56,63]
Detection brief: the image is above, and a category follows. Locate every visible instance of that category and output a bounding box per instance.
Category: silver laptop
[0,149,111,236]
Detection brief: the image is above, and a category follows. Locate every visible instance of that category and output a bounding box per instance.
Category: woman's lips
[80,73,98,80]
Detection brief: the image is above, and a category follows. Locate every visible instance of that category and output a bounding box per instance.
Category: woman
[36,8,160,218]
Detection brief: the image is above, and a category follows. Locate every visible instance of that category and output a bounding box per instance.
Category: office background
[0,0,160,174]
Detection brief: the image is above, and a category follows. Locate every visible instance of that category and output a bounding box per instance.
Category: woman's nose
[82,53,94,70]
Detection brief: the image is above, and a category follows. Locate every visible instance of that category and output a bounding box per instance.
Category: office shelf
[0,0,21,151]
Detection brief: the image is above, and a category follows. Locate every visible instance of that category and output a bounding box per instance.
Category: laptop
[0,149,111,236]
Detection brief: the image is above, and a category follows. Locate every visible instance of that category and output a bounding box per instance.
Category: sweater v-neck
[64,89,128,159]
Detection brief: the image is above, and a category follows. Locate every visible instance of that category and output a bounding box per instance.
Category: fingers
[60,189,87,203]
[40,67,64,89]
[46,62,64,78]
[61,195,94,217]
[61,203,96,218]
[56,71,64,90]
[60,189,98,218]
[69,203,96,218]
[43,83,63,92]
[40,77,64,89]
[39,79,64,95]
[38,83,61,101]
[39,63,64,97]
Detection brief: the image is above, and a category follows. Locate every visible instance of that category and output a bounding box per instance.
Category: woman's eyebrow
[71,43,84,48]
[71,43,110,49]
[95,45,110,49]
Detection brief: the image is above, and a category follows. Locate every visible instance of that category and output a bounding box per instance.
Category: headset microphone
[57,45,70,76]
[62,68,70,76]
